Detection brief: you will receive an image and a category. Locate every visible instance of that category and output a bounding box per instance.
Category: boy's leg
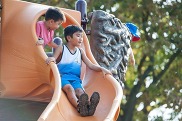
[88,92,100,116]
[62,84,78,108]
[72,80,89,116]
[75,88,85,97]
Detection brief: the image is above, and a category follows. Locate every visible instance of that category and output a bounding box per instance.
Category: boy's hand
[36,38,44,45]
[46,57,56,65]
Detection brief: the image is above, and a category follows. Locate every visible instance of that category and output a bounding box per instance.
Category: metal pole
[75,0,88,31]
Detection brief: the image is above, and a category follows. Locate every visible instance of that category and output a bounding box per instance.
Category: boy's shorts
[61,78,83,90]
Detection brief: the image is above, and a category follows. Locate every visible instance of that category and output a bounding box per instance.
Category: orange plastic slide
[0,0,123,121]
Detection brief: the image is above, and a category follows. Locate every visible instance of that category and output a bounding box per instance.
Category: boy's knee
[63,84,74,92]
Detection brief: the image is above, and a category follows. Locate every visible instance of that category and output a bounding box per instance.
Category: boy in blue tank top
[46,25,111,117]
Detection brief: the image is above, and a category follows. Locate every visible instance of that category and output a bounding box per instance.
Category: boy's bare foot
[77,93,89,117]
[88,92,100,116]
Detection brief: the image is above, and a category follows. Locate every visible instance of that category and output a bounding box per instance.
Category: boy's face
[49,19,63,30]
[67,31,83,47]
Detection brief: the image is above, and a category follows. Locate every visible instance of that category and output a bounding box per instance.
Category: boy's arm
[46,45,63,64]
[129,47,135,66]
[35,22,44,46]
[36,22,41,37]
[80,49,111,76]
[47,41,59,48]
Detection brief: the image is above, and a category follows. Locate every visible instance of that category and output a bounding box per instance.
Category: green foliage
[23,0,182,120]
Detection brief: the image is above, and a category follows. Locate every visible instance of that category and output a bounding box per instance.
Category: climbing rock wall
[89,10,132,87]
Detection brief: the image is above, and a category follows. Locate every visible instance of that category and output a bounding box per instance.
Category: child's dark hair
[45,7,65,22]
[64,25,83,42]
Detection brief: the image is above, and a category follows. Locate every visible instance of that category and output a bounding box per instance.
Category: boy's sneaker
[77,93,89,117]
[88,92,100,116]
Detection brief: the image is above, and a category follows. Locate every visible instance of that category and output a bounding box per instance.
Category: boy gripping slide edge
[46,25,112,116]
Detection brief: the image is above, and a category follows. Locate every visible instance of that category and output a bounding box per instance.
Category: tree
[116,0,182,121]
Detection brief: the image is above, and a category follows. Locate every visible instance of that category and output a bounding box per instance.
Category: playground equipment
[0,0,123,121]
